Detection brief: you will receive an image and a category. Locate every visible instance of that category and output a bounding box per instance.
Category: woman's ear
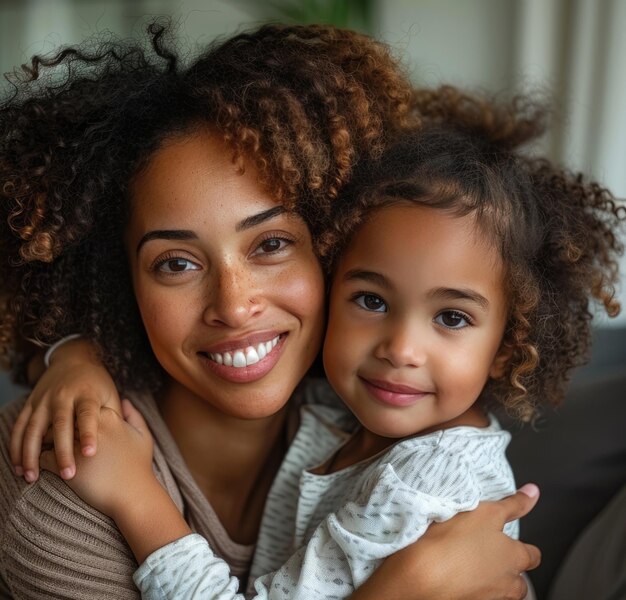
[489,341,514,379]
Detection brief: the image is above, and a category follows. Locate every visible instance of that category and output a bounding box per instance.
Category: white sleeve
[133,534,244,600]
[135,456,484,599]
[251,460,482,599]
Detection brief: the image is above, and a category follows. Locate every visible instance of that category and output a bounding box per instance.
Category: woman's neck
[158,380,290,544]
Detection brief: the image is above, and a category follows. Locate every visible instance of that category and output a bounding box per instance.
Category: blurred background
[1,0,624,399]
[2,0,625,295]
[1,3,625,597]
[0,0,626,380]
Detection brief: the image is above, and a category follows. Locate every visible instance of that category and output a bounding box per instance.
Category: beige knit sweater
[0,393,253,599]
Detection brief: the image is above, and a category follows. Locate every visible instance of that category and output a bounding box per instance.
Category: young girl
[30,87,624,598]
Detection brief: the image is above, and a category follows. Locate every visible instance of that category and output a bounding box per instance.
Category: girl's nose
[374,322,427,368]
[203,265,263,328]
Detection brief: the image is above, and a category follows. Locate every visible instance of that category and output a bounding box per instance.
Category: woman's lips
[198,334,285,383]
[359,377,430,407]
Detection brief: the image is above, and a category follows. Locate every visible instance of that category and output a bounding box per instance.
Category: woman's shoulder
[0,398,140,598]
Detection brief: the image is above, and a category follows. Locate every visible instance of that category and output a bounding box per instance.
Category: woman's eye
[254,237,292,256]
[156,258,200,274]
[354,293,387,312]
[435,310,471,329]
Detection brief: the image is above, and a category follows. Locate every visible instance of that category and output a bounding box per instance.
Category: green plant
[232,0,375,33]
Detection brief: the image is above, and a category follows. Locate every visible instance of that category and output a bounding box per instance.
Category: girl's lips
[359,377,430,407]
[198,334,286,383]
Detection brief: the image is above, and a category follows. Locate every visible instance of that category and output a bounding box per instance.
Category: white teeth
[206,335,280,368]
[233,350,246,367]
[245,346,260,365]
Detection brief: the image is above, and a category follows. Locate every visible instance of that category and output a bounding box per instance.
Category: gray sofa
[502,326,626,598]
[1,327,625,599]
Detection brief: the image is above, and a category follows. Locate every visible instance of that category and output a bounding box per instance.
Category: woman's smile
[198,333,285,383]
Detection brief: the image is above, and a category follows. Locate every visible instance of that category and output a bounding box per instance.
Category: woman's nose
[374,322,427,368]
[203,265,263,328]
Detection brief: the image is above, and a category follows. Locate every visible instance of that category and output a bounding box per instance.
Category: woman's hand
[351,485,541,600]
[10,338,121,482]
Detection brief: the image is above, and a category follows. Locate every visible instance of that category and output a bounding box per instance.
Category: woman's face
[126,128,325,419]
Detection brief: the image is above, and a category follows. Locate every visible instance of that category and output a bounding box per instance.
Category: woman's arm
[352,487,540,600]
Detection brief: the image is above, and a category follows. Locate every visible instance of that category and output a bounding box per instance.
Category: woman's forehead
[128,129,286,232]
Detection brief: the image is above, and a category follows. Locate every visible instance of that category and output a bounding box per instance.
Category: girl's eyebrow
[136,230,197,254]
[429,287,490,310]
[343,269,392,290]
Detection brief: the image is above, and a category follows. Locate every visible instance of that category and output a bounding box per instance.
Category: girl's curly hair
[323,85,625,420]
[0,21,417,392]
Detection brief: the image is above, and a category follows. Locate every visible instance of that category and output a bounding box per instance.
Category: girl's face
[126,128,325,419]
[323,203,509,438]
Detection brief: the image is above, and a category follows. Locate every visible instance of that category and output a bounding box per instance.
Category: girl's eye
[354,293,387,313]
[253,236,293,256]
[155,257,200,274]
[435,310,471,329]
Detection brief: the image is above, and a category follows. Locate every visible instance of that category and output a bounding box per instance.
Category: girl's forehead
[338,203,504,285]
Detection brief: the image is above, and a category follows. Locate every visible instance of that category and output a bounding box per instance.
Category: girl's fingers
[75,397,101,457]
[39,449,60,477]
[20,404,52,482]
[121,399,148,433]
[51,405,78,480]
[9,400,33,474]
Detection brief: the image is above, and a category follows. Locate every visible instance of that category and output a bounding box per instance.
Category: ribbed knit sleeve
[0,398,139,599]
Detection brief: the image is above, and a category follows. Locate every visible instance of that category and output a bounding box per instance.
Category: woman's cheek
[135,282,196,349]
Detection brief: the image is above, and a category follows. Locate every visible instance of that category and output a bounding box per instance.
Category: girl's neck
[158,380,290,544]
[329,403,489,473]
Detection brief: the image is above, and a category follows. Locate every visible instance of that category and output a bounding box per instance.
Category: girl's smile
[358,376,433,407]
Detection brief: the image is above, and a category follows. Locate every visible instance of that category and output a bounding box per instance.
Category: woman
[0,22,539,599]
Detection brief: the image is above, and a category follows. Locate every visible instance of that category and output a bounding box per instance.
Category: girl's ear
[489,341,514,379]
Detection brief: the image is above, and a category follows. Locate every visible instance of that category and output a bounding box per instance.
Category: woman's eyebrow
[235,206,285,231]
[136,230,197,254]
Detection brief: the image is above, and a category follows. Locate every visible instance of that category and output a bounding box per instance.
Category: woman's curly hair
[322,85,625,420]
[0,21,417,392]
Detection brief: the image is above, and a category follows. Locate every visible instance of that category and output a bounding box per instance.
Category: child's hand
[10,338,121,482]
[39,399,155,520]
[41,400,191,564]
